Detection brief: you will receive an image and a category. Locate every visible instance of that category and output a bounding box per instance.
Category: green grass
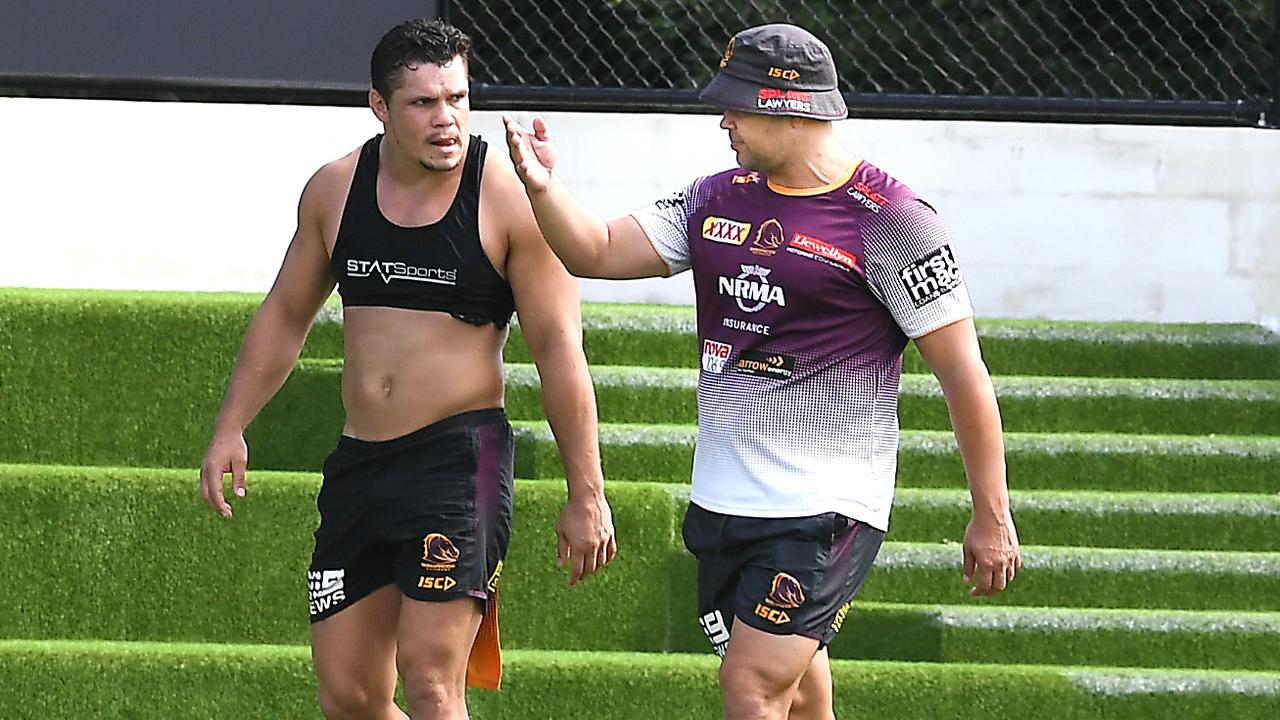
[513,423,1280,494]
[3,641,1278,719]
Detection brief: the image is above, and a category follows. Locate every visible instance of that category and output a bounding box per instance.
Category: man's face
[372,56,470,172]
[719,110,789,173]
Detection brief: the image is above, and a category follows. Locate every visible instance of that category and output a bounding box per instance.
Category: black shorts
[682,502,884,656]
[307,408,514,623]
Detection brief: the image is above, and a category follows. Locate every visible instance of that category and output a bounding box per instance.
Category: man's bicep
[507,216,584,353]
[264,182,337,322]
[594,214,677,279]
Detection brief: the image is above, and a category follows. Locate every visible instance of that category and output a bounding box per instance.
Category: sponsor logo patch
[487,560,504,594]
[787,232,858,272]
[702,216,752,245]
[346,259,457,285]
[701,339,733,374]
[831,601,852,634]
[308,569,347,616]
[751,218,785,257]
[847,181,888,213]
[767,67,801,81]
[733,349,794,380]
[731,172,760,185]
[417,575,458,591]
[757,88,813,113]
[899,245,963,307]
[421,533,461,572]
[721,317,771,336]
[699,610,732,657]
[719,37,735,69]
[718,265,786,314]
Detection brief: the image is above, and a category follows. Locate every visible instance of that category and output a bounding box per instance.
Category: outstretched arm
[503,115,671,280]
[199,169,337,519]
[915,318,1021,596]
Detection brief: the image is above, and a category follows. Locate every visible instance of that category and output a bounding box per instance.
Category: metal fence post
[1271,0,1279,126]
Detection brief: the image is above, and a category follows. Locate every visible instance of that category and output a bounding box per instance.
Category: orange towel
[465,591,502,690]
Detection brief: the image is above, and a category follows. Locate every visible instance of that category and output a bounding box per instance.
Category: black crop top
[329,134,515,328]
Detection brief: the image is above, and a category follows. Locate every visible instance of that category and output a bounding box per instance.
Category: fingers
[557,531,570,569]
[200,462,232,519]
[962,544,976,584]
[569,545,587,587]
[231,455,247,498]
[532,116,550,141]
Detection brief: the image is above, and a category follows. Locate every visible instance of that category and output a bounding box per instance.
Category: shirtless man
[197,19,615,720]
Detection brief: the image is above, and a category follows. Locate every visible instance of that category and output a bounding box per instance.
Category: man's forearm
[525,176,612,277]
[213,303,311,434]
[937,363,1010,520]
[532,342,605,499]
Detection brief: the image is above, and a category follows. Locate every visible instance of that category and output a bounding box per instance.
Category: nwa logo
[701,339,733,374]
[346,258,457,285]
[308,569,347,617]
[718,264,786,314]
[420,533,461,572]
[899,245,963,307]
[755,572,806,625]
[702,216,751,245]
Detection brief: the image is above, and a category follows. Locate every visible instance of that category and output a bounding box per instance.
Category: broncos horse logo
[420,533,461,571]
[765,572,806,610]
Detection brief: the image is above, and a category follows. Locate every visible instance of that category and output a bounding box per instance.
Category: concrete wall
[1,97,1275,327]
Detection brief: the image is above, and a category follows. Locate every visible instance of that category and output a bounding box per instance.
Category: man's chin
[419,156,463,172]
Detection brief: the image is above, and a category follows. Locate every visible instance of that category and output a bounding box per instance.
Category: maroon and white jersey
[631,161,972,530]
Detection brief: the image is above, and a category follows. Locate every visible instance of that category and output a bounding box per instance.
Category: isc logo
[768,67,800,81]
[754,603,791,625]
[418,576,457,591]
[702,216,751,245]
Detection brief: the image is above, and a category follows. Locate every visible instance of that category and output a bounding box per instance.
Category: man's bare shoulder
[301,147,361,211]
[479,141,537,239]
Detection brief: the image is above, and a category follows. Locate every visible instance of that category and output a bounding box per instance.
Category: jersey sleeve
[861,198,974,338]
[628,178,701,275]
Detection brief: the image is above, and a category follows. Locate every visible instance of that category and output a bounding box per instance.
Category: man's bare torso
[315,137,512,441]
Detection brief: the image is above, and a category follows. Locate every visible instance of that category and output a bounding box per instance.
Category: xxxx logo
[702,216,751,246]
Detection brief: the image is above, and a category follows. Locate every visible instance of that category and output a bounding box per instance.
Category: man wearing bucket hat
[505,23,1020,719]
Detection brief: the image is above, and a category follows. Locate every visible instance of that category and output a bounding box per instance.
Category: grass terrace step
[889,488,1280,552]
[5,288,1275,380]
[853,543,1280,611]
[3,641,1280,719]
[513,423,1280,494]
[0,466,680,652]
[505,365,1280,435]
[508,302,1280,380]
[7,464,1280,652]
[832,603,1280,671]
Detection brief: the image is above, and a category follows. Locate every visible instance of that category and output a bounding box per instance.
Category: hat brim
[699,71,847,121]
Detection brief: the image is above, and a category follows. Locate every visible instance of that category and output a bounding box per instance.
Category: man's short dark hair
[371,19,471,99]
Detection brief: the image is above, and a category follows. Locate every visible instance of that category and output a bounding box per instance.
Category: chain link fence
[451,0,1277,125]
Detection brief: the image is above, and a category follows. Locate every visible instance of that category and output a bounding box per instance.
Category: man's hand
[555,492,617,586]
[199,431,248,519]
[503,114,557,193]
[962,511,1022,596]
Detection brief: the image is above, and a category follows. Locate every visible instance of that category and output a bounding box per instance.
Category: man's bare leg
[396,596,483,720]
[788,648,835,720]
[312,584,409,720]
[719,621,820,720]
